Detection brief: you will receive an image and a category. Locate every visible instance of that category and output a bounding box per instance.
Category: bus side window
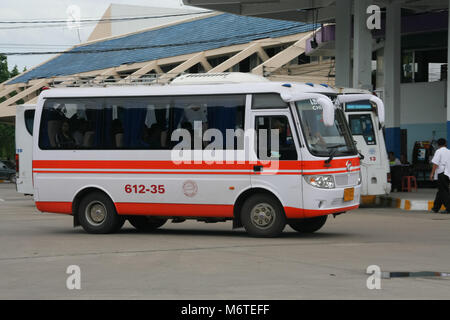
[24,110,35,135]
[39,98,103,150]
[255,116,297,161]
[104,98,170,150]
[171,95,245,150]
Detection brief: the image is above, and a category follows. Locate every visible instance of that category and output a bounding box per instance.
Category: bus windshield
[348,113,376,145]
[295,99,357,157]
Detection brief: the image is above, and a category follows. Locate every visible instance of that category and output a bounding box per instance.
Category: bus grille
[335,172,359,187]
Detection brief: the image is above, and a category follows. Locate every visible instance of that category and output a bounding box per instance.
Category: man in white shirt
[430,138,450,213]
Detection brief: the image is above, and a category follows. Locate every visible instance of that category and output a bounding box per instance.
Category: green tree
[0,54,10,83]
[10,65,19,78]
[0,55,22,159]
[0,123,14,159]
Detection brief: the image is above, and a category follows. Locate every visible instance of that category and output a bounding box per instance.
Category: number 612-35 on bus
[124,184,165,194]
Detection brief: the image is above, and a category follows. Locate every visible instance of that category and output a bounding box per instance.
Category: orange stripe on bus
[33,169,359,175]
[35,201,358,220]
[32,170,306,175]
[302,158,360,170]
[35,201,72,214]
[285,205,359,219]
[33,160,298,170]
[115,203,234,217]
[33,158,360,171]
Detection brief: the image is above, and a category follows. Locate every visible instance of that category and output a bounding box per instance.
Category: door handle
[253,165,263,172]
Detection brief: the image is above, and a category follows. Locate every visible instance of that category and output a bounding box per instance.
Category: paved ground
[0,183,449,300]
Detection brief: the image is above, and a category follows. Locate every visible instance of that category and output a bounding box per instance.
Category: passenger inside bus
[146,123,164,149]
[303,123,327,151]
[256,116,297,160]
[55,120,76,149]
[73,119,88,147]
[111,119,124,148]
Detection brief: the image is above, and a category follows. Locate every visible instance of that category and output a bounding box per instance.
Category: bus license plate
[344,188,354,202]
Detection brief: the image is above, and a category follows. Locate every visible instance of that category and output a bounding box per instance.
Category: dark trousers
[432,173,450,212]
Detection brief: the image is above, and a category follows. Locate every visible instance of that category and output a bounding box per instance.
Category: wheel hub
[86,201,107,225]
[251,203,275,229]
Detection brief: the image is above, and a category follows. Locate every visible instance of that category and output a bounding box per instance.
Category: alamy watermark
[170,122,282,172]
[366,5,381,30]
[66,265,81,290]
[66,5,81,30]
[366,265,382,290]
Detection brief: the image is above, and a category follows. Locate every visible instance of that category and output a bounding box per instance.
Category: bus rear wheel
[127,216,167,232]
[241,194,286,237]
[289,215,327,233]
[78,192,125,234]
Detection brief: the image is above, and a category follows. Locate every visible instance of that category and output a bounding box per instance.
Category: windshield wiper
[324,144,347,166]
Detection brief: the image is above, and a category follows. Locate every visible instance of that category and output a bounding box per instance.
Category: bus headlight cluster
[304,175,335,189]
[358,171,362,185]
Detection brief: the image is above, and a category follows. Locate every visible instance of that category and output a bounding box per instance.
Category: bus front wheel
[78,192,125,234]
[127,216,167,232]
[241,194,286,237]
[288,215,327,233]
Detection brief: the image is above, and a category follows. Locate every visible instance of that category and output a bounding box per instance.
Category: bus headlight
[304,175,335,189]
[358,171,362,185]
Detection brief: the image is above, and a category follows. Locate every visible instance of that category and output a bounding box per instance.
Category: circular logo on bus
[183,180,198,197]
[346,161,352,172]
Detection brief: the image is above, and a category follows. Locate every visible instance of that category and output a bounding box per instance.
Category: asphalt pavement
[1,183,449,299]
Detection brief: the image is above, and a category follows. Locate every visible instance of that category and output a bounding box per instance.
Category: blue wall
[385,127,401,158]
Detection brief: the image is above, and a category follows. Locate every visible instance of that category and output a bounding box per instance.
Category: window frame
[253,113,299,161]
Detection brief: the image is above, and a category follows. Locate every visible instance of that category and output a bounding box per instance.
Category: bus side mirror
[369,95,385,126]
[316,96,335,127]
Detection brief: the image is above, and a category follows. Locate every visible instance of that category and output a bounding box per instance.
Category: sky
[0,0,200,72]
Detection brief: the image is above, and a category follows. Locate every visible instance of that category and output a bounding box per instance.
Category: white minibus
[15,104,36,195]
[33,73,363,237]
[337,88,391,197]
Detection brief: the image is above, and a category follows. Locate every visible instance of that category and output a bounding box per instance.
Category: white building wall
[400,81,447,159]
[88,4,206,42]
[110,5,204,38]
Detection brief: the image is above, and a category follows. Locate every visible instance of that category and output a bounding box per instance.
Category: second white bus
[337,88,391,197]
[15,104,36,195]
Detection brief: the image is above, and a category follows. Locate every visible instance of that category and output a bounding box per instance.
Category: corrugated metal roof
[9,13,315,84]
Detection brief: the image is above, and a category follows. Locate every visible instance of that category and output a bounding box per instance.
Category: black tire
[8,174,16,184]
[289,215,327,233]
[241,194,286,237]
[78,191,125,234]
[127,216,167,232]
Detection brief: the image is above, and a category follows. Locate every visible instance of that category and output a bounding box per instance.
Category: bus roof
[38,81,336,101]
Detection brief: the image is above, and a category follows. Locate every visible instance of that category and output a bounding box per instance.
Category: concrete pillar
[384,2,401,158]
[335,0,352,87]
[375,48,384,90]
[353,0,373,90]
[447,0,450,143]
